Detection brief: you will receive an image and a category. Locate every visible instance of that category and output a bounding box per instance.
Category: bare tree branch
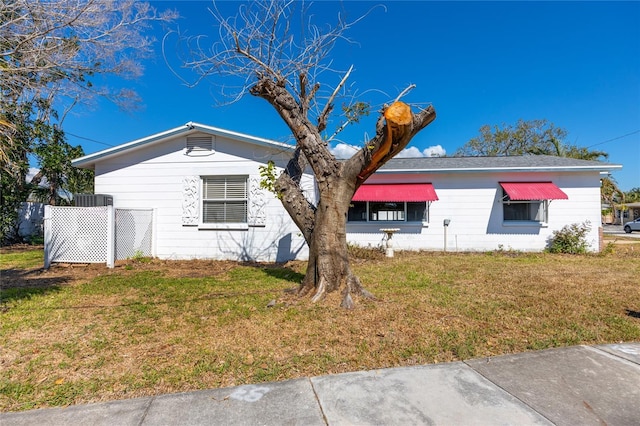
[167,1,379,119]
[0,0,177,110]
[174,1,436,307]
[394,84,416,102]
[1,0,177,163]
[317,65,353,133]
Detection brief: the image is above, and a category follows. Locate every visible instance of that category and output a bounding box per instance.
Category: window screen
[202,176,247,223]
[502,189,548,222]
[347,201,428,223]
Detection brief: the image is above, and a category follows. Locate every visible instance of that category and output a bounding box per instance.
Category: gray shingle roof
[72,119,622,176]
[378,155,621,173]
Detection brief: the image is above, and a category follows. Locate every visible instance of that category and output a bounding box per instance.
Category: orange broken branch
[358,101,412,181]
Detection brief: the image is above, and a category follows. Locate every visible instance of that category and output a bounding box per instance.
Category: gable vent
[186,136,214,152]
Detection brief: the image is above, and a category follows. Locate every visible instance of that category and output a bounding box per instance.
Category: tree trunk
[296,177,372,308]
[251,76,435,308]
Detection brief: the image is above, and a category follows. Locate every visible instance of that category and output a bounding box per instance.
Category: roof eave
[376,165,623,174]
[188,123,293,151]
[71,122,294,169]
[71,125,190,169]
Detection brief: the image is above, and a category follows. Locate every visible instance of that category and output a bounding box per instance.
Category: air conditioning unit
[74,194,113,207]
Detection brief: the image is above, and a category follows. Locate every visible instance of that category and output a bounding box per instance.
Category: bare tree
[0,0,176,243]
[172,1,436,307]
[1,0,176,157]
[1,0,176,111]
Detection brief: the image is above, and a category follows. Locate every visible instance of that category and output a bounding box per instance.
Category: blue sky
[62,1,640,191]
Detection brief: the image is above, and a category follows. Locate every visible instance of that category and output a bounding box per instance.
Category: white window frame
[348,201,430,225]
[199,176,249,230]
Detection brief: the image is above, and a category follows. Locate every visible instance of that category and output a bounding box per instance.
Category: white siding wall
[347,171,603,253]
[93,132,312,262]
[93,133,604,259]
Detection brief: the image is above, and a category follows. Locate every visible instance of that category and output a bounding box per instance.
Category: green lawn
[1,244,639,412]
[0,247,43,270]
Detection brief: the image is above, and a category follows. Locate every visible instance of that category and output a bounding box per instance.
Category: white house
[347,156,620,253]
[72,122,622,261]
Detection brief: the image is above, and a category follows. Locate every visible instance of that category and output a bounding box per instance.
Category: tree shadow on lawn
[257,264,305,285]
[0,267,69,309]
[626,309,640,319]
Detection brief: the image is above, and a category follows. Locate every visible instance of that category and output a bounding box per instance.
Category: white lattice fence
[44,206,112,267]
[115,209,153,260]
[44,206,154,268]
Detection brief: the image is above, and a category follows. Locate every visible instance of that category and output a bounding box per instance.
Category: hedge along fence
[44,206,154,268]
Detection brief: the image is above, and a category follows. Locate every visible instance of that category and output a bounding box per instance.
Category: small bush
[129,250,152,263]
[547,221,591,254]
[599,242,616,256]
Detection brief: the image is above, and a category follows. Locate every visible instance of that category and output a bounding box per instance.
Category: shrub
[347,243,385,260]
[547,221,591,254]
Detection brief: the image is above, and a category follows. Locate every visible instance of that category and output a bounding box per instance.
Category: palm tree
[542,138,615,221]
[625,187,640,203]
[601,177,625,225]
[542,135,609,161]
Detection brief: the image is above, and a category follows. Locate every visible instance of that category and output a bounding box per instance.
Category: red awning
[500,182,568,200]
[352,183,438,202]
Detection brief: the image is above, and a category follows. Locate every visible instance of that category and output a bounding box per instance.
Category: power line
[587,129,640,148]
[65,131,115,147]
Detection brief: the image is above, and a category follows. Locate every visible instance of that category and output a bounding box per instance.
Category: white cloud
[422,145,446,157]
[397,145,446,158]
[330,143,360,159]
[331,143,446,159]
[396,146,423,158]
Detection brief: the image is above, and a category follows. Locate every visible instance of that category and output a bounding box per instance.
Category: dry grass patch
[1,243,639,412]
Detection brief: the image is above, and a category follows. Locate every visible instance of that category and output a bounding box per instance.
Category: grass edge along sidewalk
[1,244,639,412]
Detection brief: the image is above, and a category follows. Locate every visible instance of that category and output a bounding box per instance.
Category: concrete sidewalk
[2,343,639,425]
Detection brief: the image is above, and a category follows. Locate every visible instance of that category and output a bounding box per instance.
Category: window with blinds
[202,176,248,223]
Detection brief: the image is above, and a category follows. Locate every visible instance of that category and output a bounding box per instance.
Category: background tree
[1,0,175,244]
[0,102,93,243]
[601,176,625,224]
[0,0,176,116]
[1,103,38,243]
[562,145,609,161]
[625,187,640,203]
[31,126,94,206]
[174,1,436,307]
[455,118,609,161]
[454,119,568,157]
[456,119,625,225]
